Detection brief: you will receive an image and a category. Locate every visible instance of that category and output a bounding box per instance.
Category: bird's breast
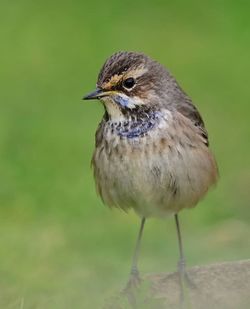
[92,110,218,218]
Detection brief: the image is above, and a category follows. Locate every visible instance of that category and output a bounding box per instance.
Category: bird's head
[83,51,173,120]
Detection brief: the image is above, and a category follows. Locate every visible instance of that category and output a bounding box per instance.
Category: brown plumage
[83,51,218,294]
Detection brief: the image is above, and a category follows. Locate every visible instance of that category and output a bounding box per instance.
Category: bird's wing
[175,98,209,146]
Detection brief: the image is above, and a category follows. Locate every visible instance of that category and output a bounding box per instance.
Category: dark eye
[123,77,135,89]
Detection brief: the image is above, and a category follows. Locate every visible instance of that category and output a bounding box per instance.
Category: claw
[122,272,143,308]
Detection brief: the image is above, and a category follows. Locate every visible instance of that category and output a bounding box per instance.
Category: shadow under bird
[83,51,218,297]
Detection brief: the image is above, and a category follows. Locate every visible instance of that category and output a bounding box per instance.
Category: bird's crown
[97,51,165,99]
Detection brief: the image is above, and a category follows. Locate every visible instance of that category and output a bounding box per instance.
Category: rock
[146,259,250,309]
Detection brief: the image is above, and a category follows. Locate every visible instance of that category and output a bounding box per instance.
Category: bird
[83,51,218,295]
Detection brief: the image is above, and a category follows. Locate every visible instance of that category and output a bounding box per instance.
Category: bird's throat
[101,94,146,122]
[107,110,163,139]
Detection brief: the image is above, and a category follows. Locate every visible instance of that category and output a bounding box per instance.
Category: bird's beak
[82,88,109,100]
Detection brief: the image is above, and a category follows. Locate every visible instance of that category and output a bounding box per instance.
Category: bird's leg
[129,217,146,285]
[122,217,146,304]
[175,214,186,277]
[175,214,196,305]
[175,213,186,304]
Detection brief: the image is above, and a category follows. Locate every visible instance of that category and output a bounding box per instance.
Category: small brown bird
[83,51,218,290]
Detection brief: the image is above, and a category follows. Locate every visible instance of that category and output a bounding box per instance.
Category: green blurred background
[0,0,250,308]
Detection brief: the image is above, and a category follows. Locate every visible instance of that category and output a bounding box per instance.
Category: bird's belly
[93,132,217,218]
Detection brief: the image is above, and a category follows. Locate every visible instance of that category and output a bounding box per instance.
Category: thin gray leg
[175,214,186,274]
[175,213,186,306]
[130,217,146,276]
[175,214,196,308]
[123,217,146,307]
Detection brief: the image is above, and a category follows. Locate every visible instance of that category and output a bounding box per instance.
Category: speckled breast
[92,110,217,218]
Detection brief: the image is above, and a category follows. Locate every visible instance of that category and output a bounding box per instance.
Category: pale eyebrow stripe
[103,67,148,89]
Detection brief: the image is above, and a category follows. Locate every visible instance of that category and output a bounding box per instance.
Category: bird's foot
[177,259,196,289]
[184,271,196,289]
[122,269,142,308]
[176,260,197,308]
[123,269,142,293]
